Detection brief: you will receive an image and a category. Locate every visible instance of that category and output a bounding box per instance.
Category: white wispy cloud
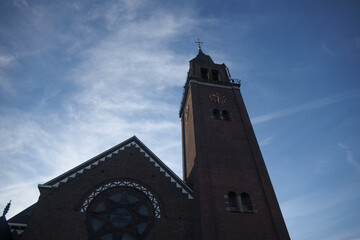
[339,143,360,171]
[326,229,360,240]
[0,55,15,68]
[282,191,346,220]
[0,179,45,221]
[252,89,360,124]
[0,54,16,95]
[259,136,275,146]
[0,75,16,95]
[282,186,360,239]
[0,0,199,218]
[12,0,28,8]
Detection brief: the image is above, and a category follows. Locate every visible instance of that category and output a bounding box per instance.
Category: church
[6,46,290,240]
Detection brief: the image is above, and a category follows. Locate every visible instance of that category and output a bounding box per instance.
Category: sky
[0,0,359,239]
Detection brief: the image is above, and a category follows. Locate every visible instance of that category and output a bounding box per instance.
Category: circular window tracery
[86,188,154,240]
[80,180,161,218]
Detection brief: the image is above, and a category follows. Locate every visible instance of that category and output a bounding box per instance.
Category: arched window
[241,192,253,212]
[211,69,219,81]
[228,191,238,209]
[201,68,209,80]
[222,111,230,121]
[213,109,220,119]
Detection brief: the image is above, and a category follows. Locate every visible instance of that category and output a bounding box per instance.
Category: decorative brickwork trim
[39,138,193,200]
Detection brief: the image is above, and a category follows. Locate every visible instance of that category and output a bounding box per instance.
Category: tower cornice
[179,77,240,117]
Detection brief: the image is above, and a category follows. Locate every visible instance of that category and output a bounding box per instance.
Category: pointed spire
[2,201,11,217]
[190,49,214,63]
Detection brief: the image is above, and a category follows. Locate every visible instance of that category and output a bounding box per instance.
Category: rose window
[86,188,154,240]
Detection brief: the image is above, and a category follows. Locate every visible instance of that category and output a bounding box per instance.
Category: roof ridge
[39,136,193,199]
[43,136,137,186]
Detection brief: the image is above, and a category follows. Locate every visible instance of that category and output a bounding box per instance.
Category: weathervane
[195,38,203,49]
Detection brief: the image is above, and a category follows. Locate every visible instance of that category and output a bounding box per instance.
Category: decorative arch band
[80,180,161,218]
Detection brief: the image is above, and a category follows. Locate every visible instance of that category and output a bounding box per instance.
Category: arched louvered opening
[228,191,238,210]
[201,67,209,80]
[213,109,220,119]
[222,110,230,121]
[211,69,220,81]
[241,192,253,212]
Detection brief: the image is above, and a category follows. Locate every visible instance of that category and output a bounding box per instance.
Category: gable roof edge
[39,136,193,199]
[43,136,137,186]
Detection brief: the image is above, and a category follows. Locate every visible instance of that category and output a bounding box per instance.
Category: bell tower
[179,46,290,240]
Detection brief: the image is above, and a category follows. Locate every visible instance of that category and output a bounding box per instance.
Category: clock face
[209,92,227,104]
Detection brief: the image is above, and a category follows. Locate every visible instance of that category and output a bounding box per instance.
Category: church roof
[39,136,193,199]
[190,49,214,63]
[7,204,36,225]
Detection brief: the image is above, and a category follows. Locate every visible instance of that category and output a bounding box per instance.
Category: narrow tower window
[228,192,238,210]
[211,69,220,81]
[222,111,230,121]
[241,192,253,212]
[201,68,209,80]
[213,109,220,119]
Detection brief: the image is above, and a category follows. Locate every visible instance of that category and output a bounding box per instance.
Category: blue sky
[0,0,359,239]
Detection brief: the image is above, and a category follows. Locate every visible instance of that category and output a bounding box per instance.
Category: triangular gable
[38,136,193,200]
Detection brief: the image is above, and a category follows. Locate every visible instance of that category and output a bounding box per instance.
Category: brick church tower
[179,46,290,239]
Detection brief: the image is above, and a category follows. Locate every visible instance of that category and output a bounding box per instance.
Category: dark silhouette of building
[0,201,13,240]
[8,48,290,240]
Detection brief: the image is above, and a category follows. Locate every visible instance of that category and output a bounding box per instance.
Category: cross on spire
[195,38,203,49]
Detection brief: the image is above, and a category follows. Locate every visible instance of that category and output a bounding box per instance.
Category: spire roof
[190,49,214,63]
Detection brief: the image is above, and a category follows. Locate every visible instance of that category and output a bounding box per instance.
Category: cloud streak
[339,143,360,171]
[259,136,275,146]
[252,89,360,124]
[282,185,360,239]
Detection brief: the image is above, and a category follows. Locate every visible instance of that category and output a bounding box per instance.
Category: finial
[195,38,203,50]
[2,200,11,217]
